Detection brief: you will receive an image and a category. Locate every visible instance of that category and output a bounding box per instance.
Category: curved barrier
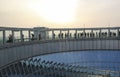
[1,58,119,77]
[0,39,120,68]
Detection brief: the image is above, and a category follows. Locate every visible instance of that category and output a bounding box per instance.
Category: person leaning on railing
[31,34,35,41]
[7,34,13,43]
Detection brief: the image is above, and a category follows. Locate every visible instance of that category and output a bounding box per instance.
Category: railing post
[91,29,93,38]
[117,28,119,38]
[67,29,69,39]
[20,30,23,42]
[75,29,77,39]
[108,28,110,38]
[3,30,6,44]
[52,30,55,40]
[28,30,31,41]
[12,30,14,43]
[99,29,101,38]
[83,29,85,38]
[60,30,62,39]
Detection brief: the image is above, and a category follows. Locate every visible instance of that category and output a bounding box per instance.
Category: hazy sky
[0,0,120,28]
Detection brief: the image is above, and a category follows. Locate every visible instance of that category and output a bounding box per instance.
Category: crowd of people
[52,31,119,39]
[6,33,41,43]
[6,31,120,43]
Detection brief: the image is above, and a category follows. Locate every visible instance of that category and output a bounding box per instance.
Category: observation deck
[0,26,120,77]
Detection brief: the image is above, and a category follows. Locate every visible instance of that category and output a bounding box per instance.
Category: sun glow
[28,0,78,23]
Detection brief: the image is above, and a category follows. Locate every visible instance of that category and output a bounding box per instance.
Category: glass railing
[0,58,120,77]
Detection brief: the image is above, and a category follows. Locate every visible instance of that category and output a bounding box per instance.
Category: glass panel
[85,30,91,38]
[110,29,117,38]
[61,30,68,39]
[30,31,34,39]
[22,31,29,41]
[6,30,12,43]
[48,30,52,39]
[53,30,60,39]
[77,30,84,38]
[93,30,101,38]
[101,29,108,38]
[69,30,76,39]
[14,31,20,42]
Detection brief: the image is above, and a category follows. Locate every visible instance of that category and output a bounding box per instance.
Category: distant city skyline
[0,0,120,28]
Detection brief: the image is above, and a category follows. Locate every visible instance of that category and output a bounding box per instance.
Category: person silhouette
[7,34,13,43]
[31,34,34,41]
